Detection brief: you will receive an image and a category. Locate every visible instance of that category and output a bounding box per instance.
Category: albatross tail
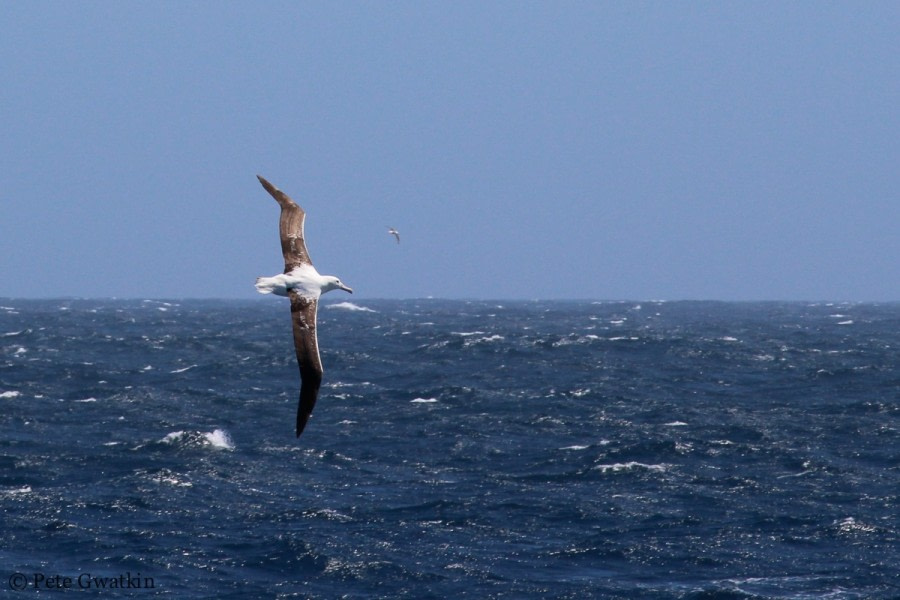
[255,276,278,295]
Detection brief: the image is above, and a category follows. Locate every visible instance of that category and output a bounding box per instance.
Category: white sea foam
[837,320,854,325]
[465,334,504,345]
[594,461,667,473]
[1,485,32,496]
[161,431,186,443]
[160,429,234,450]
[204,429,235,450]
[170,365,198,374]
[0,391,21,399]
[836,516,876,533]
[410,397,438,403]
[2,329,26,337]
[560,444,590,451]
[326,302,376,312]
[75,397,98,403]
[306,508,353,522]
[152,469,192,487]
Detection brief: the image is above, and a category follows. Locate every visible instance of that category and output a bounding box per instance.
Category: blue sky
[2,2,898,301]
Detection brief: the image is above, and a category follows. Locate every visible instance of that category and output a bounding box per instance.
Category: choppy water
[1,299,898,598]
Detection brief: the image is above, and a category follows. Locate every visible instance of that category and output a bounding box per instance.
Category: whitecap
[410,397,438,403]
[665,421,688,427]
[151,469,192,487]
[326,302,376,312]
[75,397,98,403]
[560,445,590,451]
[306,508,353,522]
[836,516,876,533]
[594,461,667,473]
[161,431,186,443]
[1,485,32,496]
[837,320,854,325]
[160,429,234,450]
[0,391,21,399]
[204,429,235,450]
[2,329,27,337]
[468,334,504,344]
[452,331,486,337]
[170,365,198,374]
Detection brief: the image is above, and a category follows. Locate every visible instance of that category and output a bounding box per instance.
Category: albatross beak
[340,284,353,294]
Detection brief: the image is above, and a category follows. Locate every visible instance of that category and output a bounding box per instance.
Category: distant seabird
[255,175,352,437]
[387,227,400,244]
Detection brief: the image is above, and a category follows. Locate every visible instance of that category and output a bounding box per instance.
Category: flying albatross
[254,175,352,437]
[387,227,400,244]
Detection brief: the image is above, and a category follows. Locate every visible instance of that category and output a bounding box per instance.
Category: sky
[2,2,898,301]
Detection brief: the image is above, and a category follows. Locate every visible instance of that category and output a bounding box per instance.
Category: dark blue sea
[1,299,898,598]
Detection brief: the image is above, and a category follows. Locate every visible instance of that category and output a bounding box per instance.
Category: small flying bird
[387,227,400,244]
[254,175,353,437]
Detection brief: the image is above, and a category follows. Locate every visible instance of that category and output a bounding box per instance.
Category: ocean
[1,299,897,598]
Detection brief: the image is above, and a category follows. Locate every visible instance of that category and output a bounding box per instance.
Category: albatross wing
[257,175,313,272]
[289,290,323,437]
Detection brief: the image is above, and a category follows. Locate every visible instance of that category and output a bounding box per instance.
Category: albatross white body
[256,264,350,298]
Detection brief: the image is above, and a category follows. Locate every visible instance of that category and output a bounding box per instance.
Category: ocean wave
[159,429,234,450]
[326,302,376,312]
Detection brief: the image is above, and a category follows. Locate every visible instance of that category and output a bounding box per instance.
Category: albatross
[254,175,352,437]
[387,227,400,244]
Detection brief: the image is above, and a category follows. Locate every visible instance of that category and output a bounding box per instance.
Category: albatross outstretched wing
[257,174,313,272]
[289,290,323,437]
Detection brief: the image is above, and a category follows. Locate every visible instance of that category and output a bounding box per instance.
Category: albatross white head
[322,275,353,295]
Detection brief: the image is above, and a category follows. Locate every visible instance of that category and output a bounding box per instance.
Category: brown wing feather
[289,290,323,437]
[257,175,314,272]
